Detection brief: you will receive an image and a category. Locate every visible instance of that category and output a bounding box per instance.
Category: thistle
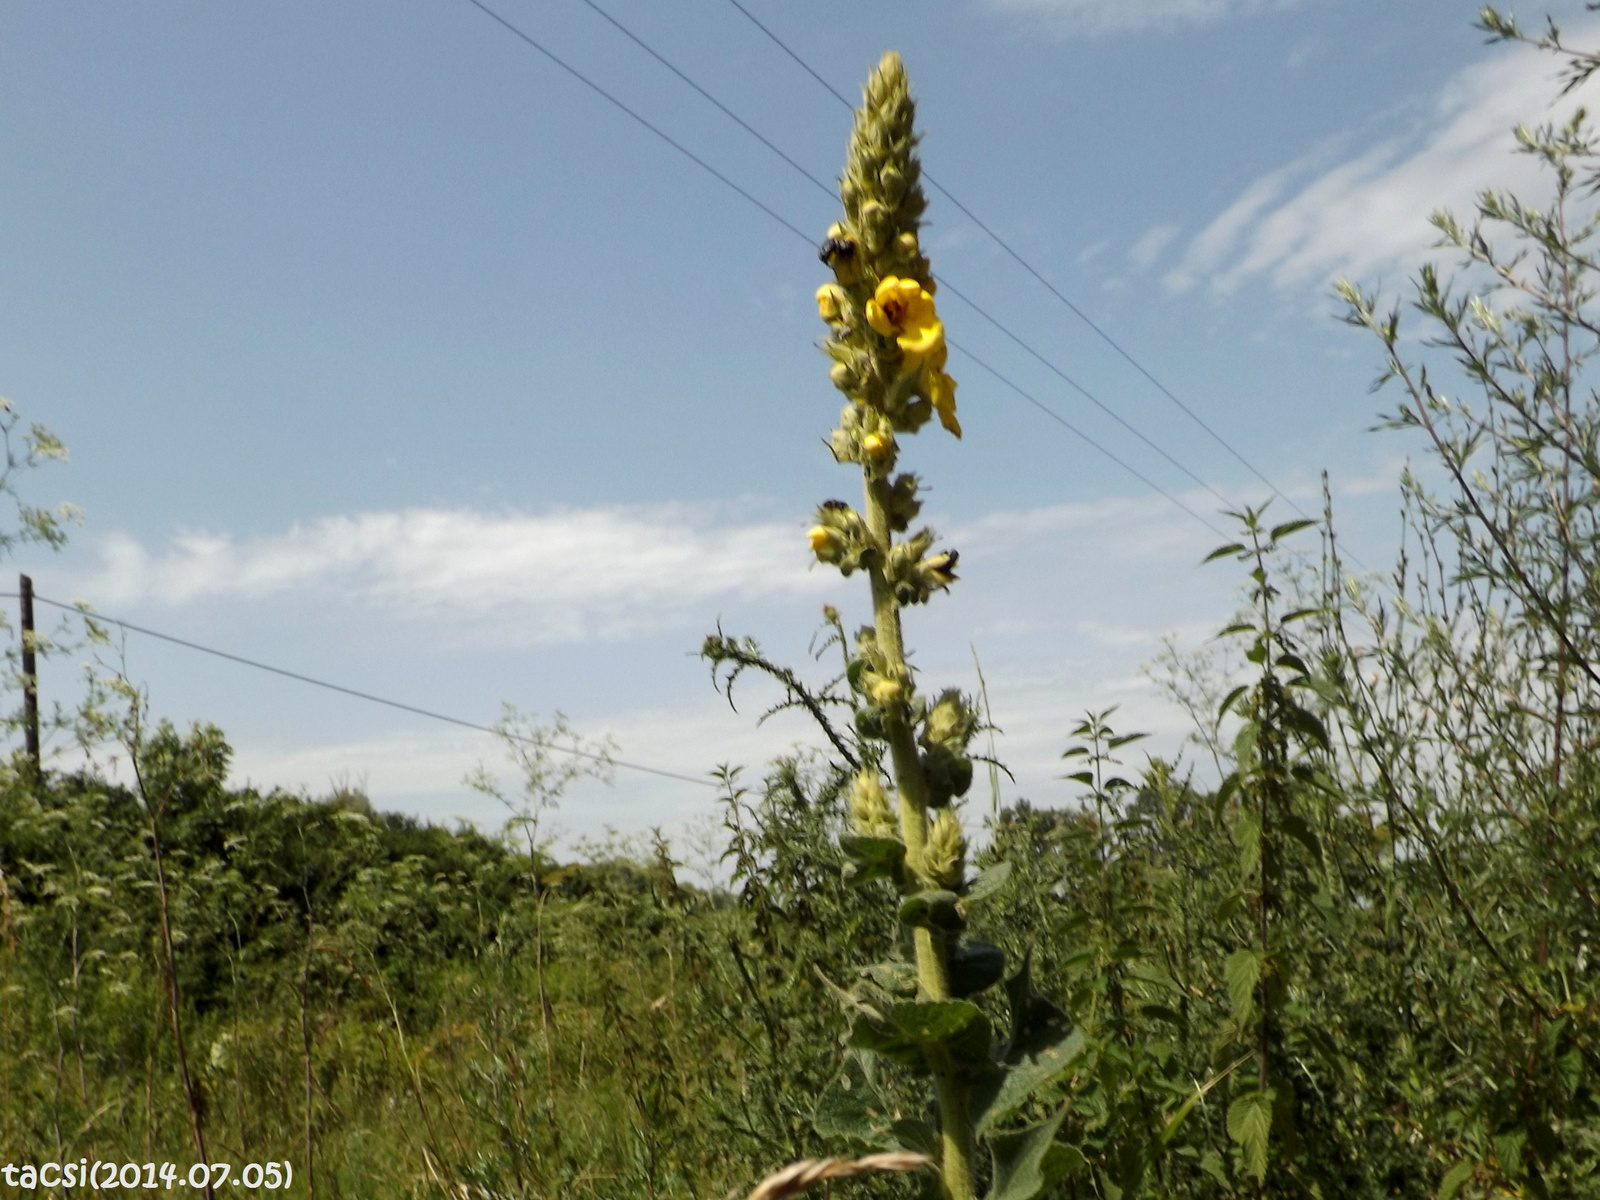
[801,53,1071,1200]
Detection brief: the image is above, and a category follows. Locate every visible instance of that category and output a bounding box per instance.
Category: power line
[719,0,1314,524]
[947,340,1228,540]
[462,0,814,245]
[568,0,1237,510]
[25,591,718,789]
[461,0,1230,538]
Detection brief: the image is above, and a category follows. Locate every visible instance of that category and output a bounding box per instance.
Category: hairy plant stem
[865,475,975,1200]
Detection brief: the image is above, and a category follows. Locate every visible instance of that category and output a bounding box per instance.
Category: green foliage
[8,15,1600,1200]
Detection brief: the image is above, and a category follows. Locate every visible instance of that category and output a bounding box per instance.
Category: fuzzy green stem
[864,474,974,1200]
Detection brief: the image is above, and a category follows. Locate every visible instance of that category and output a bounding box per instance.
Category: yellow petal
[816,285,842,322]
[897,318,944,364]
[807,526,834,553]
[865,299,896,338]
[931,373,961,438]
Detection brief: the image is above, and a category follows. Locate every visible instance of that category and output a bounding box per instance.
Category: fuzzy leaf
[814,1053,899,1147]
[962,860,1014,905]
[949,940,1008,999]
[899,890,965,931]
[973,1027,1084,1135]
[840,835,906,885]
[985,1106,1071,1200]
[1002,951,1072,1062]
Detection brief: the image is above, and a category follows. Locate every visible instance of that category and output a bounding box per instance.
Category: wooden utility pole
[18,574,38,774]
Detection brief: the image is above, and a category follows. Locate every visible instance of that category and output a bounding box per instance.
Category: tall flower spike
[818,52,958,440]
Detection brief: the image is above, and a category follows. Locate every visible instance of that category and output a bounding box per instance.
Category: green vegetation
[5,12,1600,1199]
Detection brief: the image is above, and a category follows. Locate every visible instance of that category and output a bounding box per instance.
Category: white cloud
[1128,223,1181,268]
[1170,27,1600,293]
[984,0,1297,35]
[81,503,826,646]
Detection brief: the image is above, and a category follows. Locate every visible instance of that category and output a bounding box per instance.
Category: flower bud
[860,201,891,253]
[869,676,905,706]
[808,525,843,562]
[925,808,968,889]
[879,164,906,202]
[849,770,897,837]
[816,284,845,323]
[925,690,975,750]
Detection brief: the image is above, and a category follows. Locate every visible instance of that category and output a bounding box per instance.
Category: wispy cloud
[1168,27,1600,293]
[1129,223,1181,269]
[983,0,1298,36]
[82,503,825,646]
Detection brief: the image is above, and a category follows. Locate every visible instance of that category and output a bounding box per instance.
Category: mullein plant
[799,53,1081,1200]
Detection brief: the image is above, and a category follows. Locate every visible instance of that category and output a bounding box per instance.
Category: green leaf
[1269,518,1315,542]
[1218,685,1248,719]
[1281,703,1331,752]
[899,890,965,932]
[1224,949,1262,1019]
[860,959,919,999]
[949,939,1008,999]
[840,834,907,867]
[1199,1150,1228,1184]
[1439,1159,1476,1200]
[1205,542,1248,563]
[1280,811,1322,862]
[1274,651,1310,676]
[1227,1088,1274,1181]
[1212,771,1240,819]
[1002,951,1072,1061]
[814,1053,899,1147]
[890,1118,939,1157]
[984,1106,1071,1200]
[1232,812,1262,876]
[962,860,1014,905]
[891,1000,993,1069]
[973,1027,1085,1135]
[840,835,906,885]
[1160,1052,1254,1148]
[1279,606,1323,625]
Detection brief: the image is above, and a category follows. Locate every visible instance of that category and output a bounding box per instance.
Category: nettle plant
[788,53,1083,1200]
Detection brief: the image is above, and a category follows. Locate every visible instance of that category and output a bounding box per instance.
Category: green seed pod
[922,742,974,808]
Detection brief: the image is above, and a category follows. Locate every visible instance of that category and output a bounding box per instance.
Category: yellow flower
[816,284,844,323]
[865,276,944,371]
[861,432,891,460]
[808,525,839,559]
[928,369,960,437]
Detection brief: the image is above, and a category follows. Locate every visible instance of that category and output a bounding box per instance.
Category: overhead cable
[720,0,1315,524]
[461,0,1231,538]
[569,0,1238,508]
[26,591,718,789]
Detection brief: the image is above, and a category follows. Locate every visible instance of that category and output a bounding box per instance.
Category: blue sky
[4,0,1594,862]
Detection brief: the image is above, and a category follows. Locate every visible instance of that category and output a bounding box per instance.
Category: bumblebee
[818,235,857,267]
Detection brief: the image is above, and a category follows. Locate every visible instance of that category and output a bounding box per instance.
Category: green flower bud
[924,689,976,751]
[849,770,897,837]
[925,808,967,889]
